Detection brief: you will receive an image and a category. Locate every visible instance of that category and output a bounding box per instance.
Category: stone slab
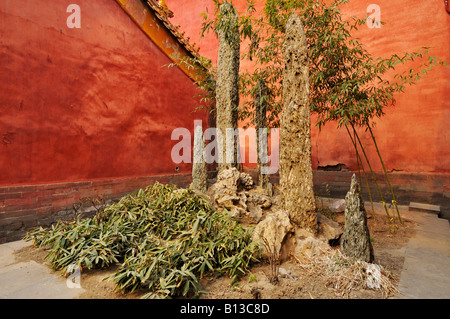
[0,240,84,299]
[409,202,441,213]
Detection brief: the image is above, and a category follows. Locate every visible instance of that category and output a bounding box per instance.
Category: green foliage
[196,0,447,225]
[200,0,447,130]
[24,183,259,299]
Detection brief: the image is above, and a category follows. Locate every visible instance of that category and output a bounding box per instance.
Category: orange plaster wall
[0,0,208,187]
[166,0,450,175]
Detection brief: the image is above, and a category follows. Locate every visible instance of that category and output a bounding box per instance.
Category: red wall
[0,0,209,242]
[0,0,206,187]
[166,0,450,175]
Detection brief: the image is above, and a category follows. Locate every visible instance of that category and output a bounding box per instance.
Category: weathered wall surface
[0,0,207,242]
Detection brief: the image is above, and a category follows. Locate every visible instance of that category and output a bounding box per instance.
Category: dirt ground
[199,205,416,299]
[13,203,416,299]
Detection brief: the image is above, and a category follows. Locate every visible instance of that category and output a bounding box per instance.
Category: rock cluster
[251,210,342,261]
[211,168,272,223]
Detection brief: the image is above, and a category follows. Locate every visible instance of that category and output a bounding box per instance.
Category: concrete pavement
[396,211,450,299]
[0,240,84,299]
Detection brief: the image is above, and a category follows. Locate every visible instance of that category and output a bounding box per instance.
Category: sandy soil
[13,204,416,299]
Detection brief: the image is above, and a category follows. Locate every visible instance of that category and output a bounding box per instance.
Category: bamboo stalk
[350,124,392,221]
[366,125,403,225]
[354,129,363,188]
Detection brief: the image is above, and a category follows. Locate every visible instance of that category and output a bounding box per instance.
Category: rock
[252,210,294,259]
[215,194,240,209]
[190,124,208,193]
[229,206,245,218]
[239,172,254,190]
[279,13,317,233]
[261,200,272,209]
[249,193,272,208]
[340,174,374,263]
[294,236,330,258]
[317,213,343,240]
[295,228,316,240]
[216,2,240,173]
[247,204,263,224]
[213,167,240,196]
[329,199,345,213]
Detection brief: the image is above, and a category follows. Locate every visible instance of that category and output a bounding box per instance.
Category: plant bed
[24,182,259,299]
[21,182,415,299]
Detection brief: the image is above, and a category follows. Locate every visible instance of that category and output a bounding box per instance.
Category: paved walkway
[0,240,84,299]
[396,211,450,298]
[0,209,448,299]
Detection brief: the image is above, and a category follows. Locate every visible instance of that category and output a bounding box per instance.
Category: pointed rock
[340,174,374,263]
[279,13,317,233]
[190,124,208,192]
[216,2,240,173]
[255,80,273,195]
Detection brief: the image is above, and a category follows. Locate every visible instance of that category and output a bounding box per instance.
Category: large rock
[317,213,343,241]
[293,236,331,259]
[329,199,345,213]
[212,169,260,221]
[212,167,240,196]
[252,210,294,259]
[279,13,317,233]
[340,174,374,263]
[215,194,240,209]
[254,80,273,195]
[190,125,208,193]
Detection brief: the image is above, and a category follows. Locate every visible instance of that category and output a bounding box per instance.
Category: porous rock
[216,2,240,173]
[239,172,254,190]
[279,13,317,232]
[317,213,343,241]
[340,174,374,263]
[252,210,294,259]
[329,199,346,213]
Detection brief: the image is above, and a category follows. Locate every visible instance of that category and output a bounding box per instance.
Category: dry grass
[291,249,399,299]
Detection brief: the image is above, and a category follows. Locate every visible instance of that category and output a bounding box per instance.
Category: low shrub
[25,182,259,298]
